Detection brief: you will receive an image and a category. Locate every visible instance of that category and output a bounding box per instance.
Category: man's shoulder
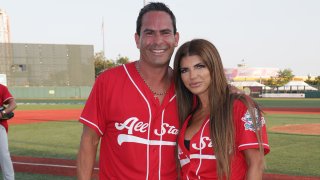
[232,98,249,114]
[100,62,134,76]
[95,62,135,84]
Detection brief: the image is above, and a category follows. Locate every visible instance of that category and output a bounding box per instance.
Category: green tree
[94,51,108,77]
[305,75,320,86]
[93,51,130,77]
[263,69,294,87]
[115,54,130,66]
[263,77,277,87]
[276,69,294,86]
[316,76,320,83]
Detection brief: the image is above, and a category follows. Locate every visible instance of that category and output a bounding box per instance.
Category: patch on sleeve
[241,109,265,132]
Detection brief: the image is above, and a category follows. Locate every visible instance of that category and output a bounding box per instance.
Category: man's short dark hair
[136,2,177,36]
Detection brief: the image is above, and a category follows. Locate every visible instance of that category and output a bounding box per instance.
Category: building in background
[0,43,95,99]
[224,61,318,82]
[0,9,95,99]
[224,63,279,83]
[0,43,94,87]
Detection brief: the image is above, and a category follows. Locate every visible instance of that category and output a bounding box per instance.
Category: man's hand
[1,98,17,120]
[0,106,15,120]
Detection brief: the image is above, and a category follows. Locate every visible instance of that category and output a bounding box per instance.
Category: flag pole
[102,17,105,56]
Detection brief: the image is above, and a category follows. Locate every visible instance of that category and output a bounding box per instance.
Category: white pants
[0,125,14,180]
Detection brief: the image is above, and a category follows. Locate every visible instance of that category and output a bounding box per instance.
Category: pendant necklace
[136,61,168,96]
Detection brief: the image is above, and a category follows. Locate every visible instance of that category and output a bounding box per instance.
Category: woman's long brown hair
[174,39,264,180]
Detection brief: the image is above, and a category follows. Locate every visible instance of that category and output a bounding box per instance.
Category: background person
[173,39,270,180]
[77,2,180,179]
[0,84,16,180]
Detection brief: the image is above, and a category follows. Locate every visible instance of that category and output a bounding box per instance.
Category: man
[77,2,180,180]
[0,83,16,180]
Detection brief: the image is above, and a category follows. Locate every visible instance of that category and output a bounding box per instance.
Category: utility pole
[0,9,12,86]
[101,17,105,57]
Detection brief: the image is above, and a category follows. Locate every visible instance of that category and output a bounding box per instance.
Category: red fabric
[178,99,270,179]
[79,62,179,179]
[0,84,14,132]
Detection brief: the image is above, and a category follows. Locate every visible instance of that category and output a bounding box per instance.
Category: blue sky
[2,0,320,76]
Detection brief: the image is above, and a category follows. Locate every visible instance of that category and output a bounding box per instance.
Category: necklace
[136,61,168,96]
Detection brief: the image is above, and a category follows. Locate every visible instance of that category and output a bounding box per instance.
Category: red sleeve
[1,85,13,104]
[79,75,106,136]
[0,85,14,132]
[234,100,270,155]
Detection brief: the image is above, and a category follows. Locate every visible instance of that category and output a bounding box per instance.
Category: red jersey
[79,62,179,180]
[0,84,14,132]
[178,100,270,180]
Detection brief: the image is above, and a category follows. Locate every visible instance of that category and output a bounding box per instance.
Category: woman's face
[180,55,211,97]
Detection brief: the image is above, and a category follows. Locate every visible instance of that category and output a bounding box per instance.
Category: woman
[173,39,270,180]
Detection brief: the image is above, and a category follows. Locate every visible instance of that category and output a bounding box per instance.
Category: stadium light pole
[102,17,105,57]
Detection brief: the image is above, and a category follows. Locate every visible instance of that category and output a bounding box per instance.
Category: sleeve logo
[241,109,265,132]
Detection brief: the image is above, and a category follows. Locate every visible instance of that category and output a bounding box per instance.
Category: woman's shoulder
[232,94,250,108]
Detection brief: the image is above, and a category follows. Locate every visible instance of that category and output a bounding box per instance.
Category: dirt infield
[264,108,320,136]
[8,108,320,179]
[12,156,98,179]
[270,123,320,135]
[263,107,320,115]
[9,109,82,125]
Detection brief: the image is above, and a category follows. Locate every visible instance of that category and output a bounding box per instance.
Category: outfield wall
[261,92,320,98]
[305,91,320,98]
[261,93,305,98]
[8,86,92,99]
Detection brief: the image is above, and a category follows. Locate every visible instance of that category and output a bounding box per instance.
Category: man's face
[135,11,179,67]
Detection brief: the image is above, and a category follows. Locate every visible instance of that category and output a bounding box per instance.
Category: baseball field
[0,98,319,180]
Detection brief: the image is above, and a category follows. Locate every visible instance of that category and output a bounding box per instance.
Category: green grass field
[13,173,75,180]
[255,98,320,108]
[264,114,320,177]
[1,98,319,179]
[9,120,82,159]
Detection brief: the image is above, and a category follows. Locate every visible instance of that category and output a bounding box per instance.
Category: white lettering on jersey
[117,134,176,146]
[179,158,190,167]
[115,117,178,146]
[154,123,179,136]
[178,145,190,167]
[115,117,148,134]
[190,154,216,160]
[192,136,213,150]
